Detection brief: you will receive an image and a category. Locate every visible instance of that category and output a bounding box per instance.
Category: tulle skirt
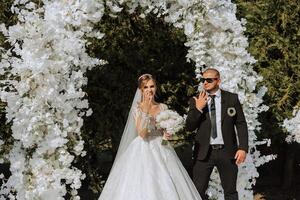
[98,135,202,200]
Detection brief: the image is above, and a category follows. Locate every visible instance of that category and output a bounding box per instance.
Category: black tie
[210,95,217,139]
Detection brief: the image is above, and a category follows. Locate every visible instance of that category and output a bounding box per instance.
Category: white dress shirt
[208,89,224,145]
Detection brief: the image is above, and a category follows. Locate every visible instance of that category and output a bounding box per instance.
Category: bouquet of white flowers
[155,109,185,145]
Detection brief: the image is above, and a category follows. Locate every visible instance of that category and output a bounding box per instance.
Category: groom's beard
[205,86,219,94]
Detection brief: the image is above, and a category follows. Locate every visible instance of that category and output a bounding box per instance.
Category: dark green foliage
[0,0,15,164]
[235,0,300,130]
[234,1,300,197]
[0,0,16,48]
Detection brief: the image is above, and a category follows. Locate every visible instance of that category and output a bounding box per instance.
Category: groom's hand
[235,150,246,165]
[193,91,208,111]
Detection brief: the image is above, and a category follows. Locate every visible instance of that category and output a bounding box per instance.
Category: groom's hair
[202,68,220,78]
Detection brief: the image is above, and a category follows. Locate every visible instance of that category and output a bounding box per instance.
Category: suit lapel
[203,105,210,120]
[221,90,227,125]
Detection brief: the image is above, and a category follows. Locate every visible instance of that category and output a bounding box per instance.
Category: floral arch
[0,0,275,199]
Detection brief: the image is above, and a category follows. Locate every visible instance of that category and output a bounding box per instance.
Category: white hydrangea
[284,108,300,144]
[0,0,105,199]
[156,109,185,135]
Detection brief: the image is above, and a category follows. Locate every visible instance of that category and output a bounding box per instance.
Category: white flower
[283,108,300,144]
[227,107,236,117]
[156,109,185,135]
[184,22,195,36]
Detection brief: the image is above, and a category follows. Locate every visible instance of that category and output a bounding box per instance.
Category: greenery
[234,0,300,142]
[0,0,15,164]
[234,0,300,196]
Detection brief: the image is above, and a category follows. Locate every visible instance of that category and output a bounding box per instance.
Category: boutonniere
[227,107,236,117]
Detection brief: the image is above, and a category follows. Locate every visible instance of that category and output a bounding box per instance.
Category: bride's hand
[163,131,172,140]
[140,91,153,113]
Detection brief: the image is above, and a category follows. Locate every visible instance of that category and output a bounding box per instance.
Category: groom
[186,68,248,200]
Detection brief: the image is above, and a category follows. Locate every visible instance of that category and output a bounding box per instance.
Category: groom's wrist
[238,147,248,153]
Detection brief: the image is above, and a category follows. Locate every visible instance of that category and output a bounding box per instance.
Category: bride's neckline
[138,103,162,118]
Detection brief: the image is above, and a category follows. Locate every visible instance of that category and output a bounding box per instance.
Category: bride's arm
[133,107,150,139]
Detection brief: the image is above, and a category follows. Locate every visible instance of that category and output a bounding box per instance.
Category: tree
[235,0,300,194]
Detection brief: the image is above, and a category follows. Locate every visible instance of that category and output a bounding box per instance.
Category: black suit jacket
[186,90,248,160]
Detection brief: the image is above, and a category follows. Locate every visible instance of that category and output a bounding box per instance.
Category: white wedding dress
[98,93,201,200]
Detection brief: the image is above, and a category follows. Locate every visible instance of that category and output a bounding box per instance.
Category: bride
[98,74,201,200]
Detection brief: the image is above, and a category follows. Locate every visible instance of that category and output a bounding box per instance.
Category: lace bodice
[133,103,168,137]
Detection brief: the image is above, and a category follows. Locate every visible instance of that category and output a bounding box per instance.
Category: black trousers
[192,147,238,200]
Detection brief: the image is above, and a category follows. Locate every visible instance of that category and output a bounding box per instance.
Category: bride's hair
[138,74,157,89]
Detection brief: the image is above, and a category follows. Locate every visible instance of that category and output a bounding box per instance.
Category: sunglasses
[200,77,219,83]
